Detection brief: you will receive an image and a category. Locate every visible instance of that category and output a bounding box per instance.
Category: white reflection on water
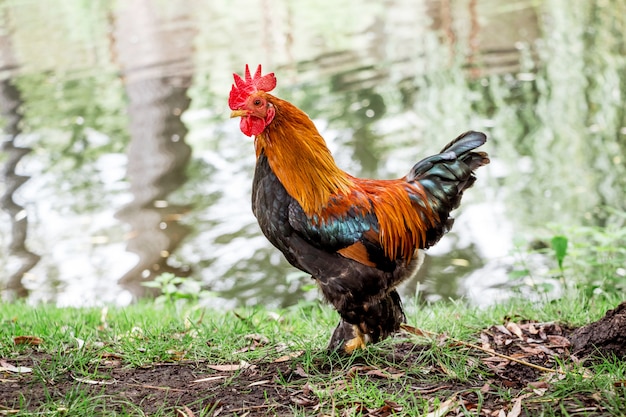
[1,0,624,307]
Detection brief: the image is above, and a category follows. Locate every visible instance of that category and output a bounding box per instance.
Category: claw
[344,325,367,353]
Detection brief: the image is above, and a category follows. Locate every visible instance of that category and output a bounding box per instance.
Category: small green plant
[142,273,214,306]
[550,235,568,275]
[564,225,626,298]
[509,224,625,299]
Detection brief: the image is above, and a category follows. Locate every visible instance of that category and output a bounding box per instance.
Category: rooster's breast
[251,152,300,261]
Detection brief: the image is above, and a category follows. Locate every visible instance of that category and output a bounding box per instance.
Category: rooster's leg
[344,325,367,353]
[328,320,367,353]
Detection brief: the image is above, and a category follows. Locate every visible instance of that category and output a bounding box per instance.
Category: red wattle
[240,116,266,137]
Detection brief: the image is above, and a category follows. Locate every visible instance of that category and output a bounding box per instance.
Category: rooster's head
[229,64,277,137]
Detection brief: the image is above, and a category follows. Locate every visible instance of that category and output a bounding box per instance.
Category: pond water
[1,0,624,308]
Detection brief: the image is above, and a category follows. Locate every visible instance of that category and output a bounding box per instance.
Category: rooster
[229,65,489,353]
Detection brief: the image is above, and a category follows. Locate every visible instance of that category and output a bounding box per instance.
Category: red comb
[229,65,277,110]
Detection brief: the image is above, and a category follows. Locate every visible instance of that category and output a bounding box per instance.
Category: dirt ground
[0,321,621,416]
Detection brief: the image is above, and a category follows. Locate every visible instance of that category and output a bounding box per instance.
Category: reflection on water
[0,0,624,306]
[0,26,40,299]
[0,77,40,298]
[111,0,195,296]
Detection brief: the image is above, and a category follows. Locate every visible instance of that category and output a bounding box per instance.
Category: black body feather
[251,131,489,351]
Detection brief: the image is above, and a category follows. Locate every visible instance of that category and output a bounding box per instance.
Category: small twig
[458,339,566,375]
[124,382,187,392]
[400,324,566,375]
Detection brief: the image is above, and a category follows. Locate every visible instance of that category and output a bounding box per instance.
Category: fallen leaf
[365,368,405,380]
[267,311,282,321]
[528,380,549,389]
[342,403,367,416]
[383,399,403,411]
[247,379,271,387]
[507,398,522,417]
[506,322,524,340]
[74,337,85,349]
[0,360,32,374]
[538,328,547,340]
[233,342,261,354]
[290,392,319,407]
[302,382,317,396]
[509,352,534,360]
[572,407,602,413]
[519,346,543,355]
[527,323,539,334]
[494,325,513,337]
[482,358,509,372]
[13,336,43,346]
[400,324,434,338]
[347,365,375,378]
[72,376,116,385]
[274,342,288,353]
[274,350,304,362]
[207,361,253,372]
[462,402,479,411]
[175,405,196,417]
[480,333,492,351]
[192,375,226,383]
[546,335,570,347]
[536,345,558,356]
[294,364,309,378]
[426,398,456,417]
[367,399,403,417]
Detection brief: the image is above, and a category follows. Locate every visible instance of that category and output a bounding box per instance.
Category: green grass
[2,292,624,416]
[2,291,617,363]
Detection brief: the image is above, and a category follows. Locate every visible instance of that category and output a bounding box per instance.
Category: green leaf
[551,235,568,270]
[509,269,530,279]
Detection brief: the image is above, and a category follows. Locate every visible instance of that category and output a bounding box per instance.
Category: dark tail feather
[407,130,489,248]
[408,131,489,181]
[328,290,405,352]
[440,130,490,171]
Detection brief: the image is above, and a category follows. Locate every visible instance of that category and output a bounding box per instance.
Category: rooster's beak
[230,110,248,118]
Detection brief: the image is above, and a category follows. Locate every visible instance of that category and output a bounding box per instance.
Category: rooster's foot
[344,325,367,353]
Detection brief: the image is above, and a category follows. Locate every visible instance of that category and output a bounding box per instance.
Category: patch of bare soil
[2,310,625,416]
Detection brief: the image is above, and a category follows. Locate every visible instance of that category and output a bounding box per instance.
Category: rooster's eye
[254,99,262,106]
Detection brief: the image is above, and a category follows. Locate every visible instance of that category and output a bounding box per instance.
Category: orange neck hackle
[254,95,354,215]
[252,94,437,263]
